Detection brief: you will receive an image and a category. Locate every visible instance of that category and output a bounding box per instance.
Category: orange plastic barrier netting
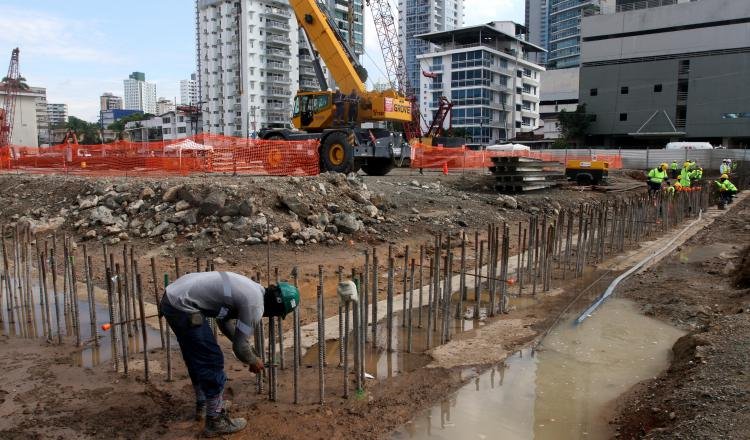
[410,144,623,170]
[0,134,320,176]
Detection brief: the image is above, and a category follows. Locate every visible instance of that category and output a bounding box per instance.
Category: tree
[448,127,470,140]
[107,112,148,138]
[557,104,596,147]
[1,76,29,91]
[66,116,101,145]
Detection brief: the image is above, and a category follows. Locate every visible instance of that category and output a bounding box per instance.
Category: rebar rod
[292,266,300,403]
[136,273,149,382]
[317,282,325,405]
[105,267,118,372]
[386,257,394,352]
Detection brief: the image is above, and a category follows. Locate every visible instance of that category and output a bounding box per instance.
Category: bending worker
[670,160,679,179]
[716,173,738,208]
[647,163,669,195]
[160,271,298,437]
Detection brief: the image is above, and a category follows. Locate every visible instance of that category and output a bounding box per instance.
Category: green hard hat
[264,282,300,319]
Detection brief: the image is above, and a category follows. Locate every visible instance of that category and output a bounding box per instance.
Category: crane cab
[292,91,334,131]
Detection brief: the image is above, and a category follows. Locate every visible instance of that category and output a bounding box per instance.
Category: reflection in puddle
[394,298,685,440]
[300,291,544,380]
[1,282,164,368]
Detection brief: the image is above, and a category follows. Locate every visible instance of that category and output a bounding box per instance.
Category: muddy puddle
[301,292,543,380]
[393,297,685,439]
[1,283,164,368]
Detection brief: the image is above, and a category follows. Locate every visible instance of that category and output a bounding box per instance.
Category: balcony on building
[266,47,291,60]
[266,34,292,47]
[265,20,290,32]
[267,87,290,98]
[267,75,292,86]
[299,66,317,77]
[266,61,292,72]
[263,6,291,19]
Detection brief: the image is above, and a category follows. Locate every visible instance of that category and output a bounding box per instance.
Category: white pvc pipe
[575,209,703,324]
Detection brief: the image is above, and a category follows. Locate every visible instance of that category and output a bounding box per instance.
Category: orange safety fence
[0,134,320,176]
[410,144,623,170]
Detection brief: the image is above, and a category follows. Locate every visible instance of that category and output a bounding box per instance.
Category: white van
[665,142,713,150]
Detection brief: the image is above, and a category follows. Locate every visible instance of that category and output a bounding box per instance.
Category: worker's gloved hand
[248,358,264,374]
[219,319,262,368]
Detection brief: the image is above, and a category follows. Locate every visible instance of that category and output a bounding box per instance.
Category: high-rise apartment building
[29,86,49,144]
[418,21,545,143]
[47,103,68,126]
[180,73,199,106]
[123,71,157,114]
[100,92,123,111]
[525,0,613,69]
[399,0,464,102]
[323,0,364,56]
[197,0,301,136]
[157,98,176,115]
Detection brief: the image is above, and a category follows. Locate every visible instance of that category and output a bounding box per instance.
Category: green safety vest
[670,162,679,170]
[717,179,737,192]
[678,168,693,187]
[648,168,668,184]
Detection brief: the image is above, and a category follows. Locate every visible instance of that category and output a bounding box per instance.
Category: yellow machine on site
[259,0,414,175]
[565,160,609,185]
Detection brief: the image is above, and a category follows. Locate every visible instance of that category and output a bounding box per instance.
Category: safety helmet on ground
[720,173,729,180]
[674,182,682,190]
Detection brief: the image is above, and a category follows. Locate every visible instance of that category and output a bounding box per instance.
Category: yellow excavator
[259,0,415,175]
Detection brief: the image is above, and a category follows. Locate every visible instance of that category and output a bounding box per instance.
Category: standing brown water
[394,298,685,439]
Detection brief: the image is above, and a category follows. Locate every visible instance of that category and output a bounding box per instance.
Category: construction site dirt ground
[613,196,750,439]
[0,169,746,439]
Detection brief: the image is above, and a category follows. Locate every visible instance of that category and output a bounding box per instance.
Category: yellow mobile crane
[259,0,413,175]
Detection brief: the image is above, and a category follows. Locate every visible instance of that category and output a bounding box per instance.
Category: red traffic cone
[442,162,449,175]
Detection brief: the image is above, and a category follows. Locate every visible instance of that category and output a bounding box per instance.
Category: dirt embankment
[0,171,637,328]
[613,198,750,439]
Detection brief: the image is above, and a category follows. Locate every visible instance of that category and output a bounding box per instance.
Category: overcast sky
[0,0,523,122]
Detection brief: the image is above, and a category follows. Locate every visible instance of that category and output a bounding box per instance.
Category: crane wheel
[320,132,354,174]
[362,158,395,176]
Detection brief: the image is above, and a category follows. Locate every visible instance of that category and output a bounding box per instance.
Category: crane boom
[290,0,366,95]
[0,48,20,147]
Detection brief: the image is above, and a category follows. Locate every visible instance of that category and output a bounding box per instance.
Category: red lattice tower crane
[0,48,20,148]
[365,0,452,141]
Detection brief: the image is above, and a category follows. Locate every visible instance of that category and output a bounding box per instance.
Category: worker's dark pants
[720,190,737,205]
[671,170,678,179]
[334,104,344,124]
[348,105,358,123]
[160,296,226,402]
[647,181,662,194]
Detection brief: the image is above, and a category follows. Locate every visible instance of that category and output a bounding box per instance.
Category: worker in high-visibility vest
[678,161,694,187]
[669,160,679,179]
[647,163,669,195]
[716,174,738,209]
[719,160,731,175]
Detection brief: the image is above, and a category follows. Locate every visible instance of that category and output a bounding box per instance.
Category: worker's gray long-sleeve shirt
[165,271,264,337]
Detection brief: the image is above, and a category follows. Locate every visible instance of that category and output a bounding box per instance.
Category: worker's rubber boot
[196,400,232,422]
[195,401,206,421]
[204,409,246,438]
